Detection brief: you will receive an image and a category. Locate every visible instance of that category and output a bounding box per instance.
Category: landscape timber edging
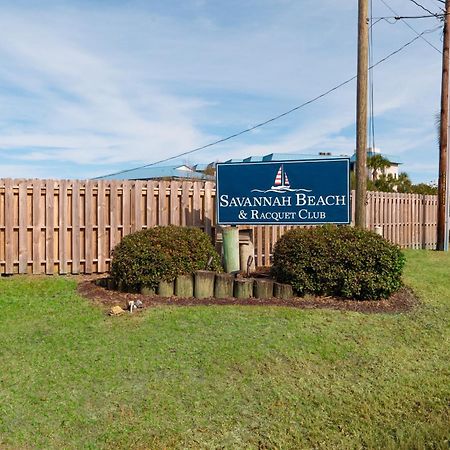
[98,271,295,300]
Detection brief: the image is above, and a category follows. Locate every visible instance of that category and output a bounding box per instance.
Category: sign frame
[216,158,351,226]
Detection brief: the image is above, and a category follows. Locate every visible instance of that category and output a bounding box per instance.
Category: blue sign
[216,158,350,225]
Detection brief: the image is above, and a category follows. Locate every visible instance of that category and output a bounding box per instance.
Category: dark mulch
[77,279,419,314]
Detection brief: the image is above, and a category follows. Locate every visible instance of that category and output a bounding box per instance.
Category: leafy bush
[271,226,405,300]
[111,226,222,291]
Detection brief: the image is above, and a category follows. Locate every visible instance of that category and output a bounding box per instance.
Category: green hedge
[271,226,405,300]
[111,226,222,292]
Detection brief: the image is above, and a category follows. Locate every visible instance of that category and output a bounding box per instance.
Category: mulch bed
[77,279,419,314]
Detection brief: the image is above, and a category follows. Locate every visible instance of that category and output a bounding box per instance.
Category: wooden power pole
[437,0,450,251]
[355,0,369,228]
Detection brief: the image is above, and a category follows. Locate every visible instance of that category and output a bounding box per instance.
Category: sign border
[216,158,351,226]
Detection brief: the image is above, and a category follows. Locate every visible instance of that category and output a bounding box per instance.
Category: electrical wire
[379,0,442,53]
[370,17,384,28]
[431,0,445,11]
[408,0,440,17]
[372,13,447,19]
[96,25,442,179]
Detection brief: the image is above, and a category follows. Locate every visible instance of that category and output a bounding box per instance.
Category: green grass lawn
[0,250,449,449]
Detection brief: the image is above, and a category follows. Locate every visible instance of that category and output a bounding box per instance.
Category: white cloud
[0,0,444,182]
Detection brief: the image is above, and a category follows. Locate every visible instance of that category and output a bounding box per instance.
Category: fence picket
[5,179,14,274]
[170,181,180,226]
[97,181,107,272]
[110,181,118,252]
[32,181,42,274]
[59,180,68,274]
[122,182,131,237]
[71,182,80,274]
[85,181,93,274]
[18,182,28,273]
[158,181,168,226]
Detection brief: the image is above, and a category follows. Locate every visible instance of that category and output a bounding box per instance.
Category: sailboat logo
[251,164,312,194]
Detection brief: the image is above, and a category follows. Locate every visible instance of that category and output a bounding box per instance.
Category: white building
[350,147,401,180]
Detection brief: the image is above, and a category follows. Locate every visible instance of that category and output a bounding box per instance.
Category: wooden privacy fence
[0,179,438,275]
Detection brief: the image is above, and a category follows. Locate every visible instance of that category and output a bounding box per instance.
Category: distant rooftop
[226,152,341,164]
[96,165,214,181]
[95,148,402,180]
[349,148,401,165]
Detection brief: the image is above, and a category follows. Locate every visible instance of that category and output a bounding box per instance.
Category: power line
[379,0,442,53]
[408,0,440,17]
[96,25,442,179]
[372,13,447,19]
[431,0,445,11]
[370,17,384,28]
[370,24,441,65]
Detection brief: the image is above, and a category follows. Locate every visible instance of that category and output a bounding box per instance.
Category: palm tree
[396,172,412,193]
[367,154,391,181]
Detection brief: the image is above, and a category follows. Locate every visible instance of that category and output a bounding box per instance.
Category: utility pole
[437,0,450,251]
[355,0,369,228]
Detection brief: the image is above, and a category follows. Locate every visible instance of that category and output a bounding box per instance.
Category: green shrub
[111,226,222,292]
[271,226,405,300]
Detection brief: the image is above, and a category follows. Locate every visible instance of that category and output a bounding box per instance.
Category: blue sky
[0,0,445,182]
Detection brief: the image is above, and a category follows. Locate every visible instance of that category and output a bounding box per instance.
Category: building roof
[242,156,264,162]
[95,149,402,180]
[262,152,338,161]
[96,165,214,181]
[192,163,210,171]
[349,151,401,165]
[223,158,245,163]
[227,153,341,164]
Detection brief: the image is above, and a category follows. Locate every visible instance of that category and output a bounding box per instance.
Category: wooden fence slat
[192,181,201,226]
[130,181,141,233]
[5,179,14,274]
[420,195,425,249]
[170,181,180,226]
[85,181,93,274]
[97,181,106,273]
[256,226,263,267]
[406,195,411,247]
[130,182,136,233]
[181,181,190,226]
[59,180,68,274]
[387,194,393,243]
[32,180,42,274]
[156,181,165,226]
[411,194,415,248]
[204,181,213,235]
[45,180,55,274]
[18,182,28,273]
[110,181,118,251]
[271,226,277,259]
[146,180,157,228]
[367,192,373,230]
[122,181,131,237]
[72,182,80,274]
[264,226,271,267]
[134,181,143,231]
